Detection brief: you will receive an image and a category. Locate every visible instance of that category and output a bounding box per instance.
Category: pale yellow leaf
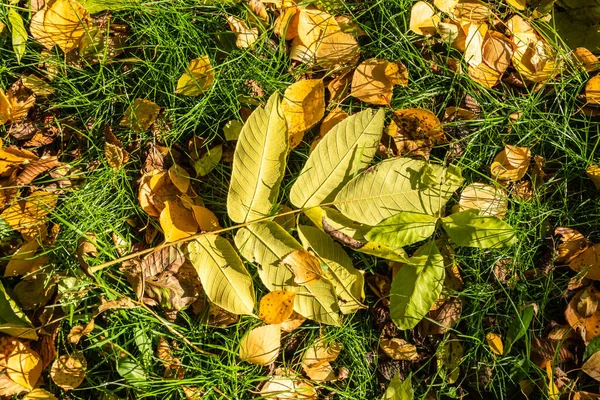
[409,1,440,36]
[226,15,258,48]
[23,388,59,400]
[457,183,507,218]
[239,324,281,365]
[193,145,222,177]
[380,338,419,361]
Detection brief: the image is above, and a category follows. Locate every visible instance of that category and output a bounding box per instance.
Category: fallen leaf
[311,107,349,152]
[380,338,419,361]
[261,368,316,399]
[382,372,413,399]
[457,183,507,218]
[302,338,341,382]
[259,291,296,324]
[436,336,463,384]
[68,320,94,344]
[223,120,243,141]
[281,249,324,285]
[482,31,514,74]
[192,145,222,177]
[486,332,503,355]
[21,75,54,96]
[50,353,87,391]
[157,338,184,379]
[0,80,35,124]
[587,164,600,189]
[454,0,490,21]
[583,351,600,381]
[570,244,600,281]
[573,48,600,72]
[490,145,531,182]
[6,341,42,390]
[175,56,214,96]
[120,99,161,133]
[386,108,444,159]
[168,163,190,193]
[315,28,360,68]
[239,324,281,366]
[22,388,59,399]
[190,205,220,232]
[5,240,48,277]
[280,311,307,332]
[468,62,501,88]
[30,0,91,52]
[351,59,408,105]
[506,0,526,10]
[409,1,440,36]
[104,142,127,170]
[159,200,198,242]
[555,227,590,263]
[226,15,258,48]
[586,75,600,105]
[281,79,325,148]
[0,191,58,240]
[434,0,458,13]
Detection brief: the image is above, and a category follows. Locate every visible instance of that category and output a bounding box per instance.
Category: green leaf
[297,224,365,314]
[187,234,255,315]
[193,145,222,177]
[289,108,384,209]
[390,241,445,330]
[304,206,408,263]
[585,336,600,361]
[8,9,26,64]
[504,304,535,355]
[117,357,147,385]
[235,221,341,326]
[0,280,37,340]
[382,372,413,400]
[366,211,438,250]
[335,158,463,225]
[227,92,288,223]
[441,209,516,248]
[78,0,141,13]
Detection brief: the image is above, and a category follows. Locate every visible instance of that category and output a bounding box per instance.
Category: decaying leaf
[351,59,408,105]
[239,324,281,366]
[569,244,600,281]
[490,145,531,182]
[281,249,324,285]
[68,320,94,344]
[120,98,161,133]
[437,336,463,384]
[380,338,419,361]
[176,56,214,96]
[302,338,342,382]
[6,340,42,390]
[555,227,590,263]
[50,353,87,391]
[259,291,296,325]
[386,108,444,159]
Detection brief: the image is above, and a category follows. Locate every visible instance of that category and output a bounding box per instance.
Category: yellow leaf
[434,0,458,13]
[485,332,504,355]
[586,76,600,105]
[482,31,515,74]
[159,200,198,243]
[274,6,298,40]
[21,75,54,97]
[351,58,407,105]
[380,338,419,361]
[436,336,463,384]
[5,240,48,277]
[0,89,11,124]
[454,0,490,22]
[281,79,325,147]
[311,107,348,152]
[573,47,600,72]
[490,145,531,182]
[587,164,600,189]
[409,1,440,36]
[50,353,87,391]
[280,311,306,332]
[0,191,57,240]
[303,362,335,381]
[569,243,600,281]
[67,320,94,344]
[34,0,91,52]
[315,29,360,68]
[505,0,526,10]
[302,337,342,381]
[281,249,324,285]
[120,98,161,133]
[457,183,507,218]
[23,388,59,400]
[239,324,281,365]
[226,15,258,48]
[104,142,126,170]
[546,361,560,399]
[190,205,220,232]
[6,341,42,390]
[259,290,296,324]
[468,62,501,88]
[168,163,190,193]
[175,56,214,97]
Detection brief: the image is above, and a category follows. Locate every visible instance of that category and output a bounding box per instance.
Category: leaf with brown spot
[259,291,296,325]
[104,142,128,170]
[50,353,86,391]
[68,320,94,344]
[190,205,220,232]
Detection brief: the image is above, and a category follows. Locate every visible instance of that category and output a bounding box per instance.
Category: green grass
[1,0,600,398]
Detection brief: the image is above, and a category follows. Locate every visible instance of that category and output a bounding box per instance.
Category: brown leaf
[68,320,94,344]
[50,353,87,391]
[15,156,61,187]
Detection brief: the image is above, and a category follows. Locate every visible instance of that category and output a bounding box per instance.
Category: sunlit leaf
[441,209,517,248]
[259,291,296,324]
[8,9,27,64]
[239,324,280,365]
[365,212,438,249]
[50,353,87,391]
[175,56,214,96]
